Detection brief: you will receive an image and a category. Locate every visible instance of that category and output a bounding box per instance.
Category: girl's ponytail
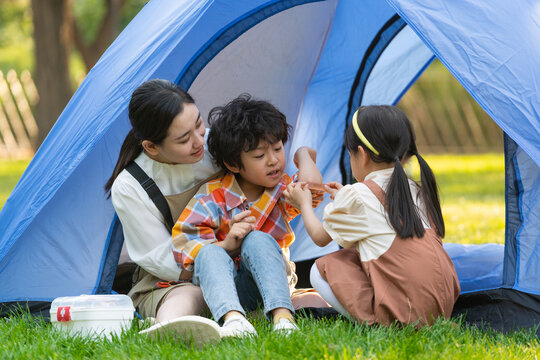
[414,152,445,237]
[386,157,425,239]
[104,130,143,197]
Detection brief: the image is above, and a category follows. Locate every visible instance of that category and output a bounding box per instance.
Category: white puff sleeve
[322,184,368,249]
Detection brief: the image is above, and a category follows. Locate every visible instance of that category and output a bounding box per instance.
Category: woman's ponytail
[104,130,143,197]
[386,158,425,239]
[415,152,445,237]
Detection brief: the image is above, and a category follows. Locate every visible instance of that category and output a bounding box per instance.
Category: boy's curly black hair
[208,94,291,171]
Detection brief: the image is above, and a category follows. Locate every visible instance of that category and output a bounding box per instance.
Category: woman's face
[150,103,206,164]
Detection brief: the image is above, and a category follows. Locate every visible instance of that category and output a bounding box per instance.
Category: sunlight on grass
[0,312,538,359]
[0,159,30,211]
[409,153,505,244]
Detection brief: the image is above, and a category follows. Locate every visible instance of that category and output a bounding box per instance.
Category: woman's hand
[220,210,256,254]
[283,182,312,210]
[324,181,343,200]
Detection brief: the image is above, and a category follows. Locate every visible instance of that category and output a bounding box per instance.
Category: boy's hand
[283,182,312,210]
[324,181,343,200]
[220,211,256,253]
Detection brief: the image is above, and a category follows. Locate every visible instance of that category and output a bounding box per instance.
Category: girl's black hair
[207,94,291,171]
[344,105,444,239]
[104,79,195,196]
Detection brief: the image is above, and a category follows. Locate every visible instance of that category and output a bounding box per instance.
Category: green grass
[1,312,538,359]
[0,159,30,210]
[409,153,505,245]
[0,154,536,359]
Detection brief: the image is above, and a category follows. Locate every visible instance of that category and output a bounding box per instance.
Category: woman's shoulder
[111,152,149,194]
[110,166,144,203]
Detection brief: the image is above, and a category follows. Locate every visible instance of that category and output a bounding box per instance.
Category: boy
[171,94,322,338]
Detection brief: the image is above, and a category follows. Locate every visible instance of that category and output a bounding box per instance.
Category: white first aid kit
[50,294,135,339]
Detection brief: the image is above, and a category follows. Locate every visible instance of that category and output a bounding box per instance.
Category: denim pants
[192,230,294,322]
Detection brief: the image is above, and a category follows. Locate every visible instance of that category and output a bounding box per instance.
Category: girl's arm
[299,204,333,247]
[283,183,332,247]
[293,146,323,184]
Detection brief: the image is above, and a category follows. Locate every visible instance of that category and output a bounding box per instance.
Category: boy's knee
[242,231,281,255]
[195,243,230,267]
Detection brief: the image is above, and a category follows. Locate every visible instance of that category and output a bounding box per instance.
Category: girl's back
[288,105,461,327]
[320,169,460,326]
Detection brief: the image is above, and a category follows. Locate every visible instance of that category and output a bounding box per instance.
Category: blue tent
[1,0,539,333]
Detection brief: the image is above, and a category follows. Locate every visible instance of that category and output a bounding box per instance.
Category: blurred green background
[0,0,146,85]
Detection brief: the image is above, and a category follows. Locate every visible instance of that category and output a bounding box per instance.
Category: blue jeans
[192,231,294,322]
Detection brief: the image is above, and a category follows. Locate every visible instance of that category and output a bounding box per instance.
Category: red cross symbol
[57,306,71,322]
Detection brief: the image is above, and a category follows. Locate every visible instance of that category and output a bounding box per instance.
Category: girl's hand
[283,182,312,210]
[221,211,256,253]
[324,181,343,200]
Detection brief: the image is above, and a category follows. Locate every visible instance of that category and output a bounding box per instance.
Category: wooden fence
[0,67,503,159]
[398,64,503,153]
[0,69,39,159]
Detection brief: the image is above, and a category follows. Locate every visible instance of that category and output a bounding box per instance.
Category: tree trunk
[31,0,73,148]
[72,0,126,71]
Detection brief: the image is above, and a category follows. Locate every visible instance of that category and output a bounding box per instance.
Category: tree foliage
[0,0,33,73]
[22,0,146,148]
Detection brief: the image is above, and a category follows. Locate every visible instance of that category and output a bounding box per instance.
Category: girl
[284,105,460,327]
[105,79,222,346]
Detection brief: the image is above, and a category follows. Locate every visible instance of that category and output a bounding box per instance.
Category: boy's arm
[293,146,323,184]
[171,197,221,279]
[215,210,255,257]
[171,197,255,280]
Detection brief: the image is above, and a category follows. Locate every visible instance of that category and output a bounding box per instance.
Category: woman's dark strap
[126,162,174,230]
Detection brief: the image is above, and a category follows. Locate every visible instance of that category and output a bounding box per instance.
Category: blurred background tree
[0,0,501,155]
[0,0,146,148]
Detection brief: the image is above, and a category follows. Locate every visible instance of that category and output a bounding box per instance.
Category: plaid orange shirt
[171,172,322,273]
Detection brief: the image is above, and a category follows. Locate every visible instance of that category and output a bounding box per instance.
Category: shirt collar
[221,172,286,213]
[221,173,246,211]
[364,167,394,181]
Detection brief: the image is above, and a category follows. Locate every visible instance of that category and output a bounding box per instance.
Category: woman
[105,79,222,346]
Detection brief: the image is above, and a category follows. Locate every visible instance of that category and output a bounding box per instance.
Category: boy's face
[228,139,286,190]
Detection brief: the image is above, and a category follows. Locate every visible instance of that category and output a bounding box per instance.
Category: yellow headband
[352,109,380,156]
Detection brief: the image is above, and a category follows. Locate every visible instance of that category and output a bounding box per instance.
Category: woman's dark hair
[344,105,444,239]
[207,94,291,171]
[104,79,195,196]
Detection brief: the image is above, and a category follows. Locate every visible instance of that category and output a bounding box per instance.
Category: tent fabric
[443,243,504,294]
[0,0,539,333]
[387,0,540,297]
[385,0,540,168]
[452,288,540,337]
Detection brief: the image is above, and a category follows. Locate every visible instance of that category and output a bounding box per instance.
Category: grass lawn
[410,153,506,245]
[0,159,29,210]
[0,154,538,359]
